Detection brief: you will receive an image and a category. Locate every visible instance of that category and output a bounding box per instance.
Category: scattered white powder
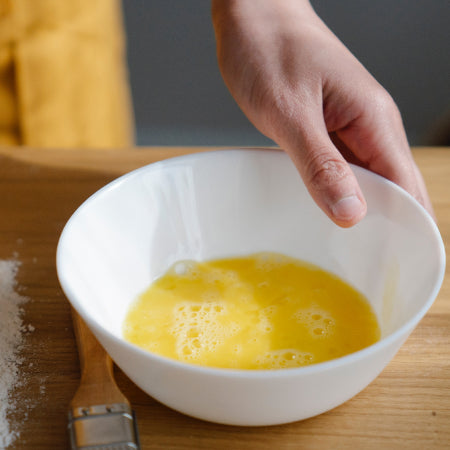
[0,260,29,449]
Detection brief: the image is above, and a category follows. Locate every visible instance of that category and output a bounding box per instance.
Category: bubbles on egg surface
[170,299,238,361]
[186,328,199,338]
[239,293,252,303]
[294,306,335,338]
[255,252,292,273]
[255,349,315,369]
[182,346,192,356]
[173,261,188,276]
[270,253,291,266]
[224,270,239,283]
[205,267,239,285]
[255,253,274,273]
[233,344,243,355]
[169,260,203,282]
[262,305,277,316]
[144,341,161,353]
[228,321,241,334]
[257,314,273,333]
[201,290,220,302]
[124,252,380,371]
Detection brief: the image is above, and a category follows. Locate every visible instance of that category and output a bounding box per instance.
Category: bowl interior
[57,149,445,346]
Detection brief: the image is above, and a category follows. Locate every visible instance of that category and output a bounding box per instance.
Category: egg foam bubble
[123,252,380,370]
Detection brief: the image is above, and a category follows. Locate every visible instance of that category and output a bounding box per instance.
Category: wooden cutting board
[0,146,449,449]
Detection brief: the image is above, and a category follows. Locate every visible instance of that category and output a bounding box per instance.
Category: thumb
[277,122,367,228]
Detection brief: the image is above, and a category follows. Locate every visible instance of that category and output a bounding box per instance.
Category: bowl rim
[56,148,446,379]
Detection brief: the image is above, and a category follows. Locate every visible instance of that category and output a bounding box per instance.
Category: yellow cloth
[0,0,134,148]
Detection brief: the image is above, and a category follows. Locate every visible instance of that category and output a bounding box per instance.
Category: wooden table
[0,146,449,449]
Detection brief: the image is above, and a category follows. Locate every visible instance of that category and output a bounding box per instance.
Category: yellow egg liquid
[123,253,380,370]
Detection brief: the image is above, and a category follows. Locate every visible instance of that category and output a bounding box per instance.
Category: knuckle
[372,87,400,118]
[305,152,349,192]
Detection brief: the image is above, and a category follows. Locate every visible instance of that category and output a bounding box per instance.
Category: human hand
[212,0,433,227]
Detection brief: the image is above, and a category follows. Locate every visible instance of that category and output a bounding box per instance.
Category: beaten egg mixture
[123,252,380,369]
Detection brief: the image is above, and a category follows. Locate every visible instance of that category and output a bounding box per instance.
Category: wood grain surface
[0,146,448,449]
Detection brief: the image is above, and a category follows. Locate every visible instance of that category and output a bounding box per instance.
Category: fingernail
[331,195,363,221]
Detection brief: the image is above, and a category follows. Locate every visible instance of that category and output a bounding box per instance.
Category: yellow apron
[0,0,134,148]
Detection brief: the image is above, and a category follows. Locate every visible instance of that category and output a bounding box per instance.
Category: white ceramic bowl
[57,149,445,426]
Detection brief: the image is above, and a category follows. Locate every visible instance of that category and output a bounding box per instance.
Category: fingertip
[300,154,367,227]
[330,194,367,227]
[281,129,368,228]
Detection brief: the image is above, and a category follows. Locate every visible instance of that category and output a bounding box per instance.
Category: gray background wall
[122,1,450,147]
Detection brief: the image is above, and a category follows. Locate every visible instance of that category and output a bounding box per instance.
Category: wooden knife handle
[70,308,129,409]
